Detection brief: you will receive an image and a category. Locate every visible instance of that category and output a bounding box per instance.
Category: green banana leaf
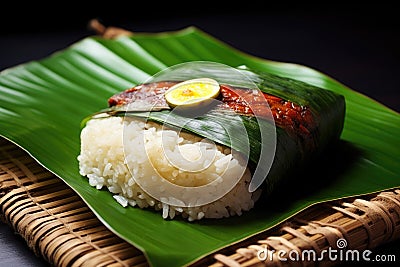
[0,27,399,267]
[104,66,345,194]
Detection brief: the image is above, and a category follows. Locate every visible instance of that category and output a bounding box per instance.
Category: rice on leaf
[78,65,345,221]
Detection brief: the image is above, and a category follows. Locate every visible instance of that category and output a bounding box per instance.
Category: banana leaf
[0,27,399,267]
[100,65,345,193]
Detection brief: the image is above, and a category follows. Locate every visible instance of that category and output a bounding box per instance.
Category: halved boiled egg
[165,78,220,108]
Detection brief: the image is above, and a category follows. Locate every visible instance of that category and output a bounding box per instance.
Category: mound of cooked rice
[78,117,260,221]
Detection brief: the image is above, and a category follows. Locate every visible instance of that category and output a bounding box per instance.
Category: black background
[0,2,399,266]
[1,2,399,111]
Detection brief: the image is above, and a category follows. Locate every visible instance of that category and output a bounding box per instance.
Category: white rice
[78,116,260,221]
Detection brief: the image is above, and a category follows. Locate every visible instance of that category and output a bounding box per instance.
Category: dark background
[1,2,399,112]
[0,2,399,266]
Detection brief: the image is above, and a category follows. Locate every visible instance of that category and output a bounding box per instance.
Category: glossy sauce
[108,82,317,146]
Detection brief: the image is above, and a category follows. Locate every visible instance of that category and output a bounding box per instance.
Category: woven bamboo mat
[1,137,399,267]
[0,138,148,267]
